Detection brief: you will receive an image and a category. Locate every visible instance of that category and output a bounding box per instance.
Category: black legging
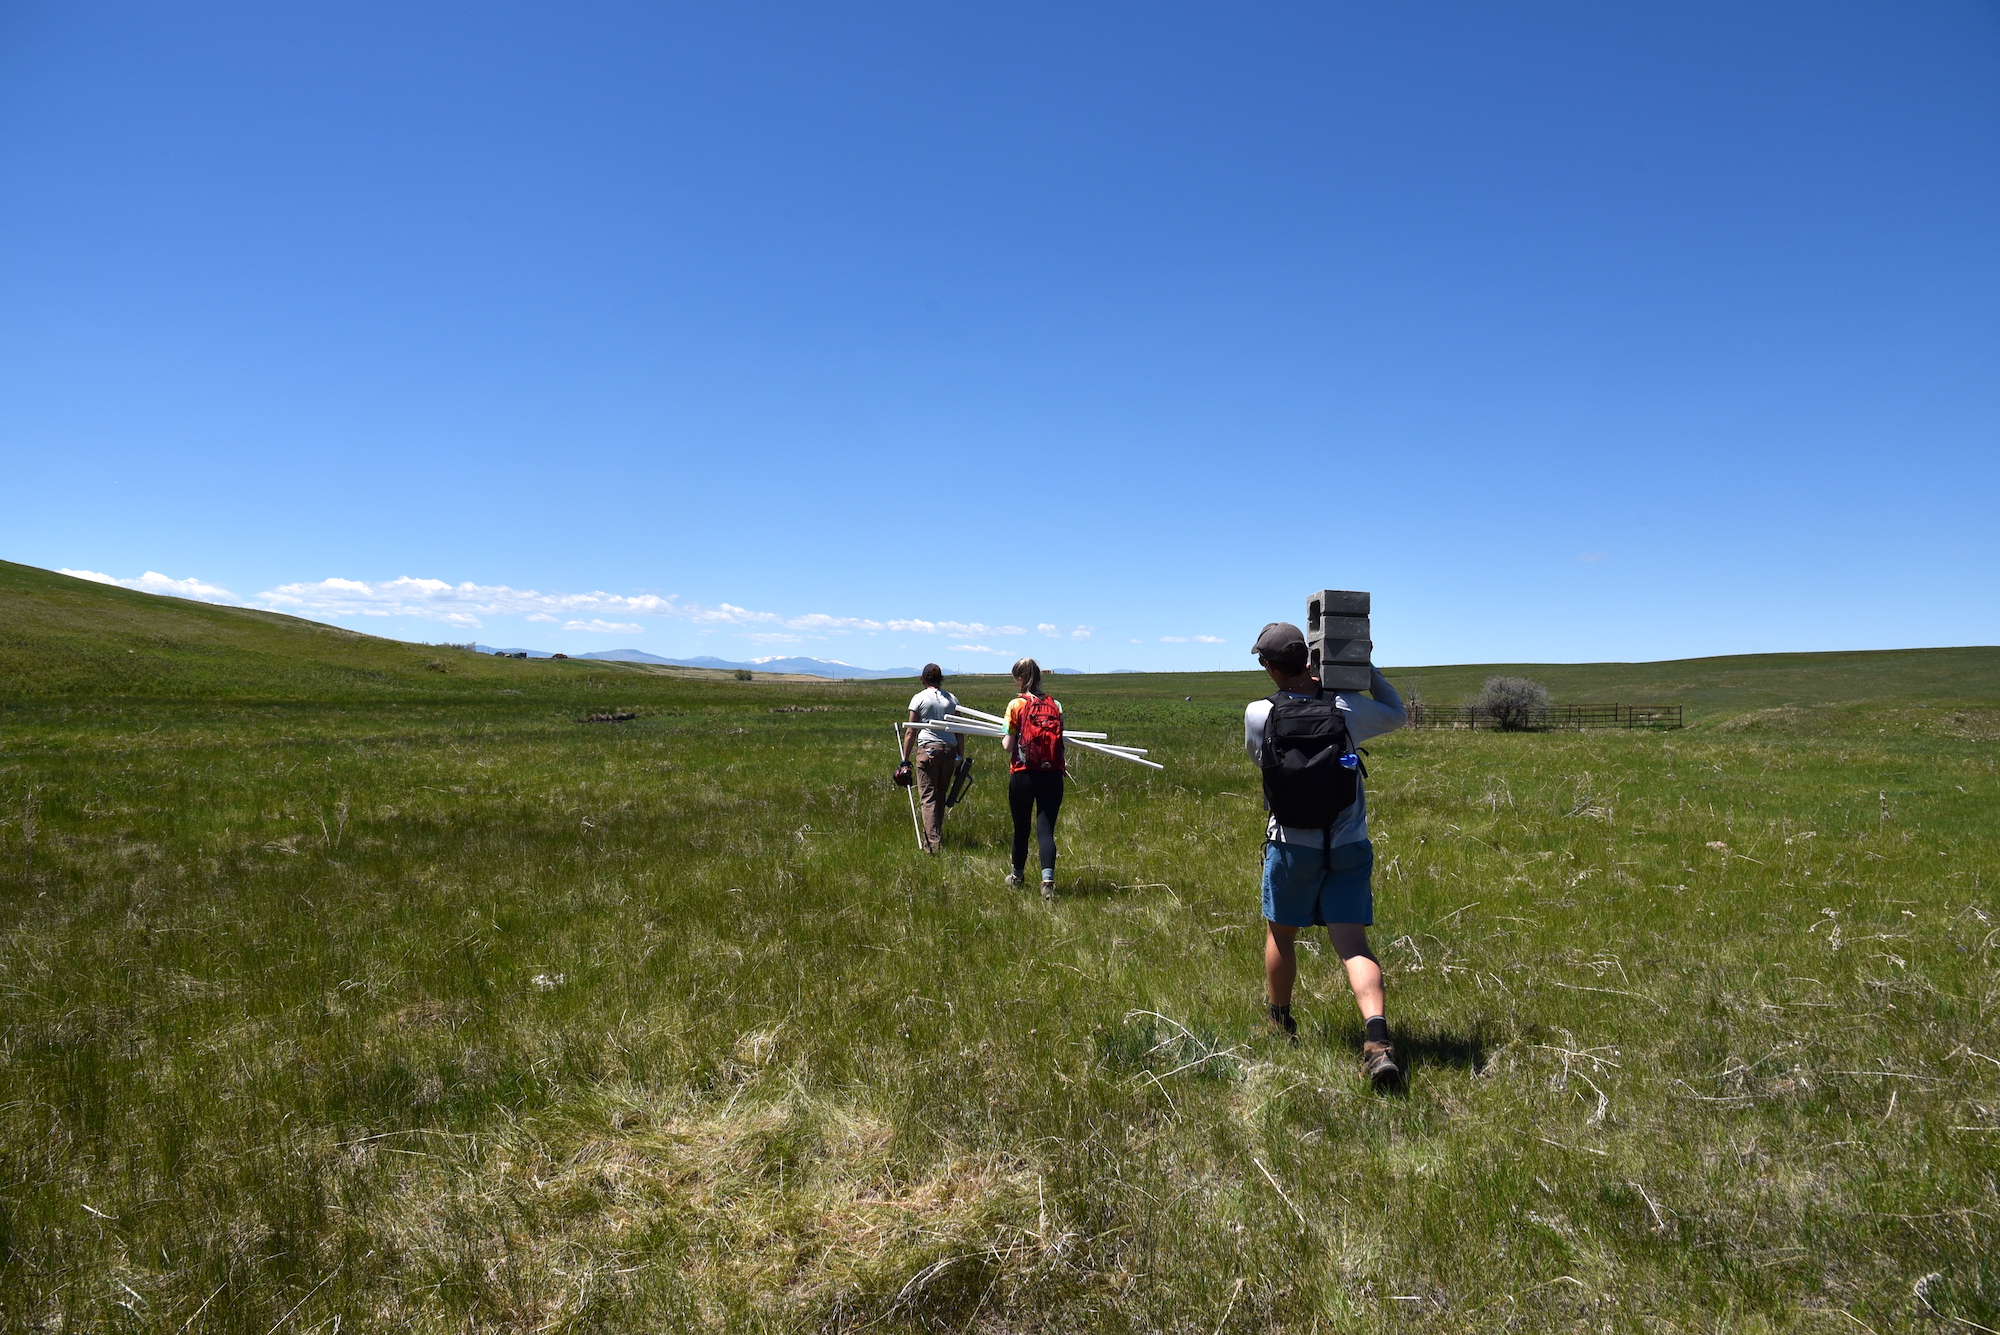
[1008,770,1065,876]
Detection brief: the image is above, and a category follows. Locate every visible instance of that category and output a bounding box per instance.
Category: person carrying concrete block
[898,663,965,854]
[1245,620,1409,1087]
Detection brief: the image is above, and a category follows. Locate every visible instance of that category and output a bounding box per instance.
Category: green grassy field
[2,559,1996,1332]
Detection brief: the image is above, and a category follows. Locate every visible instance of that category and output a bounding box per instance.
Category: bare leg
[1265,921,1299,1008]
[1325,923,1385,1019]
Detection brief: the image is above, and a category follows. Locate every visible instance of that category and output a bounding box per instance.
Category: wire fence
[1405,702,1684,731]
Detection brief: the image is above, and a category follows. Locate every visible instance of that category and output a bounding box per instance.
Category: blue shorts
[1262,839,1374,928]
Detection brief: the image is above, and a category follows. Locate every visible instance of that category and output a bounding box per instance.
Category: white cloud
[787,612,881,632]
[1578,551,1605,563]
[695,602,779,625]
[1160,636,1189,643]
[947,644,998,653]
[247,574,1047,640]
[887,619,1025,637]
[61,568,242,604]
[251,576,679,630]
[74,565,1085,652]
[1193,635,1226,644]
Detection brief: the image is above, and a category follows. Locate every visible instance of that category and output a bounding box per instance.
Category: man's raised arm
[1342,668,1407,743]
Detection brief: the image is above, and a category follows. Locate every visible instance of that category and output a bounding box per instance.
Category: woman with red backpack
[1001,657,1065,901]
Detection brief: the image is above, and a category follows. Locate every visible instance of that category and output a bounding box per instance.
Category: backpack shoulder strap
[1258,694,1289,768]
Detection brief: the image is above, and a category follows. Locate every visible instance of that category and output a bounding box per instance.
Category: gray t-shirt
[1243,668,1407,849]
[908,686,962,747]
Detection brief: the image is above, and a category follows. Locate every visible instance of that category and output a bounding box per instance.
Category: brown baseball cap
[1250,621,1307,661]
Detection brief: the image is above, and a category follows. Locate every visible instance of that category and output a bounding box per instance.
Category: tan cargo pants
[913,742,959,854]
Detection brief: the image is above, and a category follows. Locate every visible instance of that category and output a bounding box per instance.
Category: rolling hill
[2,558,1995,718]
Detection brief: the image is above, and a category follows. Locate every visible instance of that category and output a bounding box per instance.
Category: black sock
[1365,1015,1390,1044]
[1268,1003,1296,1035]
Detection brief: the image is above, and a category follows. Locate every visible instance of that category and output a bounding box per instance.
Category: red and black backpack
[1013,693,1065,773]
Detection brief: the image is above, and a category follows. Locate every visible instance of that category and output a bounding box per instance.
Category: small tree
[732,669,754,681]
[1476,675,1551,731]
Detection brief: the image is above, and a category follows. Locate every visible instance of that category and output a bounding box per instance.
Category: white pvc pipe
[949,719,1136,748]
[1068,737,1164,769]
[916,722,1004,738]
[944,716,1103,738]
[893,723,924,848]
[926,705,1162,767]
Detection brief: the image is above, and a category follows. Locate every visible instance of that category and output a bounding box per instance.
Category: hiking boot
[1267,1004,1297,1041]
[1361,1040,1403,1089]
[1040,878,1056,902]
[1005,871,1023,888]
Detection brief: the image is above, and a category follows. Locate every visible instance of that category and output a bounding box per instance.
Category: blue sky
[3,2,1995,672]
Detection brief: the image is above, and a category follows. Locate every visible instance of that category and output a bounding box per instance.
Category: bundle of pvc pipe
[900,704,1164,770]
[952,720,1150,757]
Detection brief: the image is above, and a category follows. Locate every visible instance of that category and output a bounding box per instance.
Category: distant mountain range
[469,645,1082,679]
[583,651,921,679]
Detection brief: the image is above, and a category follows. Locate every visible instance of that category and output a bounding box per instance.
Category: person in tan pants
[900,663,965,854]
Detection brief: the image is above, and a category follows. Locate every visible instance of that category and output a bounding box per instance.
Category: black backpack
[1258,688,1366,863]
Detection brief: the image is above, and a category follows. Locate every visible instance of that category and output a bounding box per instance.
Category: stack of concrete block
[1306,589,1372,690]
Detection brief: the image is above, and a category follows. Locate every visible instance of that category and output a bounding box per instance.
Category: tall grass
[2,676,1995,1331]
[0,562,1995,1329]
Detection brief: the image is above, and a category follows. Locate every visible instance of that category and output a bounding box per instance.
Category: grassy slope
[0,559,504,701]
[1386,647,2000,718]
[1022,650,2000,725]
[2,560,1998,1332]
[13,556,1996,717]
[0,560,853,704]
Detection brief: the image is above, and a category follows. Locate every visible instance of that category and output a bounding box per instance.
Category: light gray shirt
[908,686,962,747]
[1243,667,1406,849]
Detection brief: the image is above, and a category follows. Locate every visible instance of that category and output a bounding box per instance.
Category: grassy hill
[6,558,1996,721]
[0,559,872,705]
[988,650,2000,723]
[0,558,494,699]
[1385,646,2000,716]
[2,558,1997,1330]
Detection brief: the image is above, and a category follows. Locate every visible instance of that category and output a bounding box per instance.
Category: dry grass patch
[343,1083,1057,1328]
